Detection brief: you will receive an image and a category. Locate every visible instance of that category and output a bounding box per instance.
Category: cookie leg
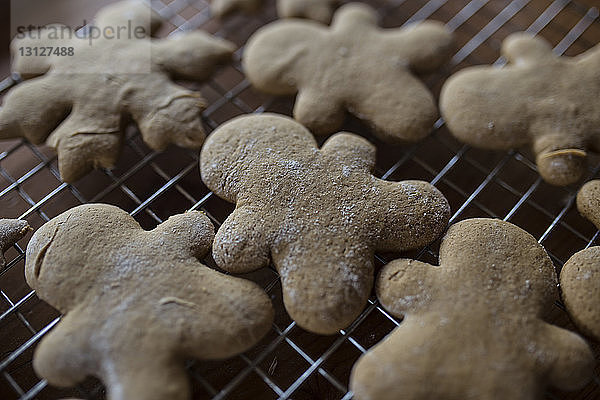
[213,206,271,274]
[349,74,438,143]
[293,88,345,136]
[129,84,207,151]
[376,259,440,317]
[0,76,71,143]
[276,246,373,334]
[104,356,190,400]
[533,133,587,186]
[47,119,122,182]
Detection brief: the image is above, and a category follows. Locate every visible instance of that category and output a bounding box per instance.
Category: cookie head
[25,204,140,310]
[201,113,450,334]
[439,218,557,306]
[440,32,600,186]
[351,218,594,400]
[25,204,273,400]
[243,3,454,141]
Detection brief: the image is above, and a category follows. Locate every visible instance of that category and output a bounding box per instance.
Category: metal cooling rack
[1,0,600,399]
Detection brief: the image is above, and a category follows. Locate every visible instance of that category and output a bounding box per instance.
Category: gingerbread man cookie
[561,180,600,341]
[440,33,600,186]
[200,113,451,334]
[243,3,454,141]
[0,0,235,182]
[350,218,594,400]
[0,219,30,268]
[26,204,273,400]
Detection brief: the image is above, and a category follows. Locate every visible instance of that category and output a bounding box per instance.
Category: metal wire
[1,0,600,399]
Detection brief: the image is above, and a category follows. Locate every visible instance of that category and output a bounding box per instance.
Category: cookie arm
[577,180,600,229]
[320,132,376,171]
[152,32,235,81]
[331,3,377,33]
[33,309,94,387]
[539,322,594,391]
[151,211,215,260]
[501,33,555,66]
[0,219,30,268]
[372,180,450,252]
[376,259,440,317]
[125,78,206,151]
[94,0,163,36]
[383,21,454,74]
[0,76,71,143]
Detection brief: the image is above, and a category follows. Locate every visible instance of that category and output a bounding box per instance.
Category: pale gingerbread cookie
[243,3,454,141]
[351,218,594,400]
[0,219,30,268]
[560,180,600,341]
[26,204,273,400]
[212,0,337,23]
[0,0,235,182]
[200,113,451,334]
[440,33,600,186]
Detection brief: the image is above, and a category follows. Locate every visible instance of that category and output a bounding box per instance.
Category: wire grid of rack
[1,0,600,399]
